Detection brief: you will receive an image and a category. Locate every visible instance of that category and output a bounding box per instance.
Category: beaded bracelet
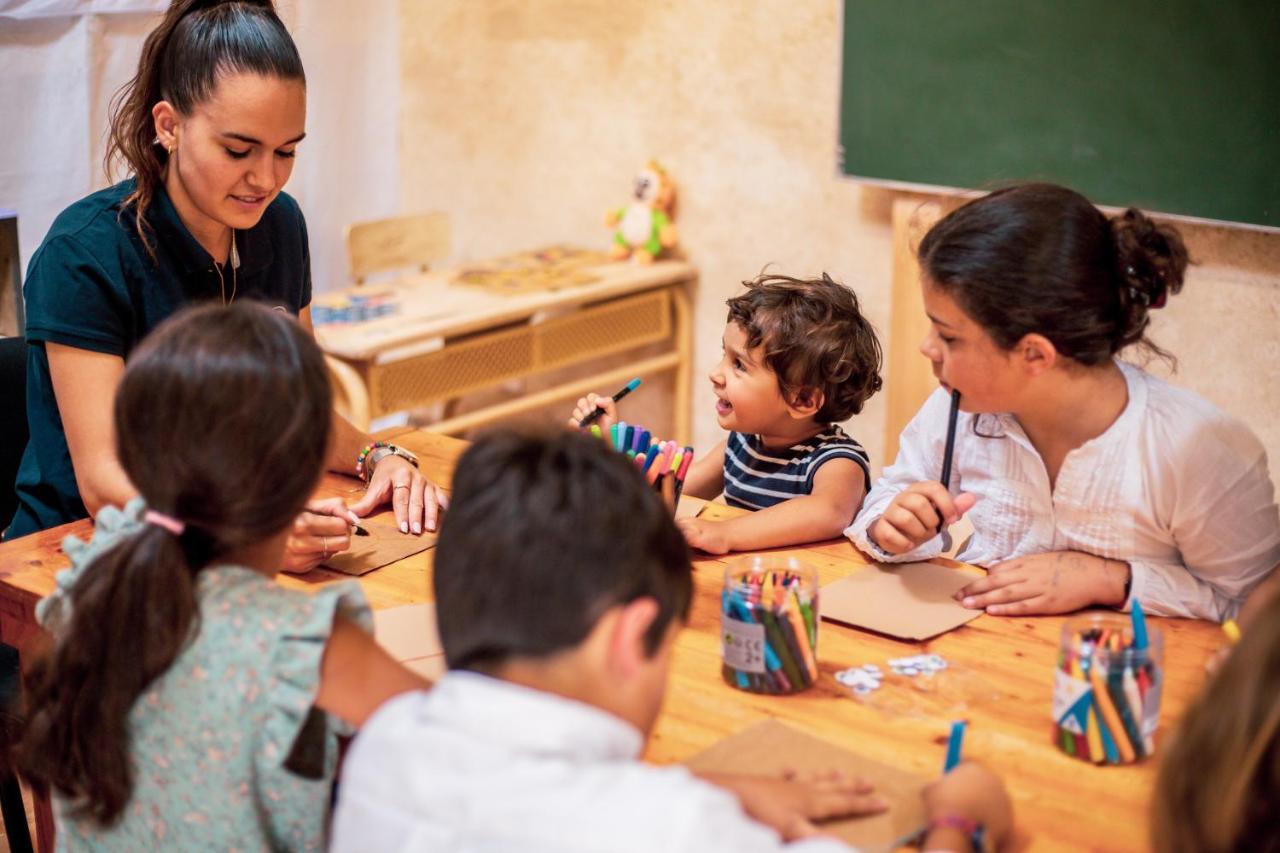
[356,440,390,483]
[923,814,984,852]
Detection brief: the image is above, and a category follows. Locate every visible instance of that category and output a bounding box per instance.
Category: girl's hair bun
[1110,208,1189,352]
[1112,208,1188,309]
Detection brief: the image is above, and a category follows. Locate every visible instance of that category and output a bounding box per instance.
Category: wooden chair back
[344,212,450,285]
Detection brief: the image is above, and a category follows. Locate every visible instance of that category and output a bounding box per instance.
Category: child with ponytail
[20,302,424,849]
[847,183,1280,620]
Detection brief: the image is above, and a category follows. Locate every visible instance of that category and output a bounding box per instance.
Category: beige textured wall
[399,0,1280,485]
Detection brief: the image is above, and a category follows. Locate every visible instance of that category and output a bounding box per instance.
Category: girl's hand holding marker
[869,485,978,555]
[869,390,978,555]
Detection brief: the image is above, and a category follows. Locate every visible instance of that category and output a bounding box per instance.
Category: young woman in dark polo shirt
[6,0,446,567]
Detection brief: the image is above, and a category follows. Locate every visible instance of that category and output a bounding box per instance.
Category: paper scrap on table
[684,719,927,852]
[821,562,981,641]
[322,514,437,576]
[373,602,446,681]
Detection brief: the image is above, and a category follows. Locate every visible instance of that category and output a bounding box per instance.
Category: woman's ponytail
[104,0,302,258]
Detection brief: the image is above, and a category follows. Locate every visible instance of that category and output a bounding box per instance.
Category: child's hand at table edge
[954,551,1129,616]
[568,392,618,432]
[869,484,977,555]
[924,762,1013,851]
[677,516,732,555]
[699,770,888,842]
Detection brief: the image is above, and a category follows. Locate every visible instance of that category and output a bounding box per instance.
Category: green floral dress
[38,500,372,851]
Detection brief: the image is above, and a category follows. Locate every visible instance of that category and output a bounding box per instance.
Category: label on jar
[721,614,766,674]
[1051,669,1091,735]
[1141,664,1163,738]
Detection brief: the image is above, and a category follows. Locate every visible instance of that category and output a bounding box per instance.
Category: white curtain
[0,0,400,294]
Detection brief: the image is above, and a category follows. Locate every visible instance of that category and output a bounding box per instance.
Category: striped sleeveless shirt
[723,425,871,511]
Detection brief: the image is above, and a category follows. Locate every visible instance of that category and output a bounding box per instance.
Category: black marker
[937,388,961,536]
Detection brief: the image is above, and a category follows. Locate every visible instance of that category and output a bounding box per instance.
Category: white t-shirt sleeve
[846,388,954,563]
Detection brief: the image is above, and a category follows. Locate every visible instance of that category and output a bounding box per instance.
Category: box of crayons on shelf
[587,422,692,513]
[1051,603,1163,765]
[720,556,820,695]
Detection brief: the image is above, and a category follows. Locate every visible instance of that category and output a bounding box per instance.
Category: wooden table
[313,251,696,442]
[0,429,1220,851]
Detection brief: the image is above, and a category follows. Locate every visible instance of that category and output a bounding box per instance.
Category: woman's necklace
[213,229,240,305]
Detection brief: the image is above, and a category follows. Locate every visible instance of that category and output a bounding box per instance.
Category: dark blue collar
[143,181,274,278]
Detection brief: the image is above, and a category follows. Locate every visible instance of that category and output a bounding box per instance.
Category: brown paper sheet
[322,515,437,576]
[820,562,981,641]
[684,719,927,851]
[373,602,447,680]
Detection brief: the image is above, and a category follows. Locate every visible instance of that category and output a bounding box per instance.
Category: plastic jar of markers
[1051,611,1164,765]
[721,556,820,695]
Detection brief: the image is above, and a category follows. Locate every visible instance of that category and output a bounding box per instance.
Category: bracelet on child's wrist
[924,814,984,852]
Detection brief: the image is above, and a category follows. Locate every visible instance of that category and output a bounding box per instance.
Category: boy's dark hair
[918,183,1189,366]
[725,273,883,423]
[20,301,332,825]
[434,429,694,672]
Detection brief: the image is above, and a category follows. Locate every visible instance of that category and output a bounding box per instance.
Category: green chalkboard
[839,1,1280,228]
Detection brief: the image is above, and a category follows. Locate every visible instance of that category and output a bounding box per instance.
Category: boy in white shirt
[333,430,1010,852]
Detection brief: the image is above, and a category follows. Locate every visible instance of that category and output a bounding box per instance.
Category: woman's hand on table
[954,551,1130,615]
[702,770,888,841]
[349,454,449,535]
[281,497,359,574]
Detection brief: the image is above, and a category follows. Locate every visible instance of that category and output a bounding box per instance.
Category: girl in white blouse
[846,183,1280,620]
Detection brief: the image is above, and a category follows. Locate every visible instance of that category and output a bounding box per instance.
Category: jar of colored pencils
[721,556,820,695]
[1052,611,1164,765]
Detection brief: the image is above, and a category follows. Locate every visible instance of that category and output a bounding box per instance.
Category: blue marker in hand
[578,378,642,427]
[944,719,967,772]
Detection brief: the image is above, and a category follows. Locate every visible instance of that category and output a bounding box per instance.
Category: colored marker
[936,388,961,535]
[676,447,694,481]
[940,388,961,489]
[944,720,966,772]
[577,378,642,427]
[1222,619,1241,644]
[1130,599,1148,650]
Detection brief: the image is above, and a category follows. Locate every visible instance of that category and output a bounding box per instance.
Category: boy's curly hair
[726,272,883,424]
